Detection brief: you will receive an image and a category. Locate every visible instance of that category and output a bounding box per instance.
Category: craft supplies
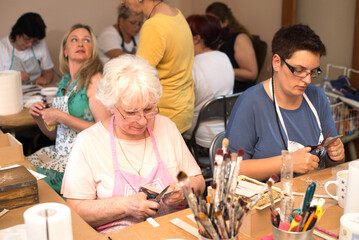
[0,165,38,210]
[279,150,294,224]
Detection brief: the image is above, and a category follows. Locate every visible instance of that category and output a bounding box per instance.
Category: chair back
[209,130,226,174]
[252,35,268,82]
[189,92,242,165]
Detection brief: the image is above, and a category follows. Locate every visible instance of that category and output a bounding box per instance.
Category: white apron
[9,45,42,84]
[269,79,324,156]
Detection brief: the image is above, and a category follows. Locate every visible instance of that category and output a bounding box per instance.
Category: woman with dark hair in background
[0,12,54,85]
[183,14,234,151]
[97,4,143,60]
[28,24,111,194]
[120,0,195,134]
[206,2,258,93]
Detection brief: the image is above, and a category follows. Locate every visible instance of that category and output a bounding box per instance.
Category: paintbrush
[198,212,220,240]
[228,149,244,196]
[222,138,229,154]
[214,211,229,239]
[267,174,279,227]
[177,171,199,217]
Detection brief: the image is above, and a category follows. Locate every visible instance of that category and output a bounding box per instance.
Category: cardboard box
[0,165,39,209]
[0,133,24,167]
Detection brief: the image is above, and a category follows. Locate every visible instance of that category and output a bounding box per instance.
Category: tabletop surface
[0,150,349,240]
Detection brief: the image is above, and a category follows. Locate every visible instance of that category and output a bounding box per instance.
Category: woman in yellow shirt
[120,0,195,133]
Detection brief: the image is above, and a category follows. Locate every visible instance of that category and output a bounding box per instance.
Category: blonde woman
[28,24,111,194]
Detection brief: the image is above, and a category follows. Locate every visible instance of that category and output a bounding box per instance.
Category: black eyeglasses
[114,105,159,122]
[280,56,322,78]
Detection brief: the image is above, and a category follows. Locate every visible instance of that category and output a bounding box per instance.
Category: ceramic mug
[324,170,348,208]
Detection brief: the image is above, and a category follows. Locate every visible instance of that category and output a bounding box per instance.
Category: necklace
[115,128,147,177]
[147,1,162,19]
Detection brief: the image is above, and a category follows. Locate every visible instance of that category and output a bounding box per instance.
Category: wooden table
[0,154,103,240]
[0,153,349,239]
[0,108,36,131]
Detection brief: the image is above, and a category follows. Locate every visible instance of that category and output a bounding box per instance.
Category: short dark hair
[187,14,229,50]
[271,24,326,59]
[10,12,46,42]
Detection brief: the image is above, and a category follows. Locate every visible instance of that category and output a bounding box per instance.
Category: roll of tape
[339,213,359,240]
[23,203,73,240]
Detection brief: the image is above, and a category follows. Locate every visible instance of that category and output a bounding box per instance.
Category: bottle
[322,77,332,92]
[43,98,56,131]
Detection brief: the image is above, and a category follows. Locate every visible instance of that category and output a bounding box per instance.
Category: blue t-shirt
[225,82,337,162]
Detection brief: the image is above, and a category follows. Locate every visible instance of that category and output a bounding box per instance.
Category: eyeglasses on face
[279,56,322,78]
[114,105,159,122]
[127,20,143,27]
[21,34,39,45]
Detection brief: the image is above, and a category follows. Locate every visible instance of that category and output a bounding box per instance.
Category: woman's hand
[162,183,186,207]
[293,147,320,174]
[41,107,64,126]
[325,137,345,161]
[35,76,49,86]
[21,71,30,83]
[125,192,160,220]
[29,102,46,117]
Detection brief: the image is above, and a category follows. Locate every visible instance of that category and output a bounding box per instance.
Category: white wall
[1,0,354,85]
[296,0,356,83]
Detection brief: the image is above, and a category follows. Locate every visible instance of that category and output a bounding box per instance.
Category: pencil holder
[271,224,313,240]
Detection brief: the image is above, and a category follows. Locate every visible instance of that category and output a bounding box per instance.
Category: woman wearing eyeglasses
[0,12,54,85]
[97,5,143,60]
[225,24,345,181]
[61,55,205,233]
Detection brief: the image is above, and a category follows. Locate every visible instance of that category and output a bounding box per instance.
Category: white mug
[324,170,348,208]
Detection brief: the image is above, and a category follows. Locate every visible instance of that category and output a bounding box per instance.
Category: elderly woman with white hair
[61,54,205,233]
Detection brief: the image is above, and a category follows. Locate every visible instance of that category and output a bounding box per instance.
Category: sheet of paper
[0,164,46,180]
[170,218,199,238]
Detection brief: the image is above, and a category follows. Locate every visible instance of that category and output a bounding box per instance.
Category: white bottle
[322,77,332,92]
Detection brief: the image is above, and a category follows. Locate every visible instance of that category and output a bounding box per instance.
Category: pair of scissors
[302,182,316,213]
[140,185,170,203]
[307,127,343,156]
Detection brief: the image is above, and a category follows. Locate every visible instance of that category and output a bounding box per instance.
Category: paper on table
[170,218,199,238]
[0,164,46,180]
[235,175,281,210]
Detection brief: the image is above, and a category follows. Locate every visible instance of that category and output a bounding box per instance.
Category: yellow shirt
[137,9,194,133]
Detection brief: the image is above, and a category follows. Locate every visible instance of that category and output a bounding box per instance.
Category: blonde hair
[59,24,103,90]
[96,55,162,110]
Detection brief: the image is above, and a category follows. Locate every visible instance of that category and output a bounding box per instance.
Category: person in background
[61,55,205,233]
[226,24,345,181]
[27,24,111,194]
[121,0,195,134]
[97,5,143,60]
[206,2,258,93]
[0,12,54,85]
[183,14,234,151]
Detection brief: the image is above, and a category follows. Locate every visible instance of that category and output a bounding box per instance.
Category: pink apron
[96,115,183,233]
